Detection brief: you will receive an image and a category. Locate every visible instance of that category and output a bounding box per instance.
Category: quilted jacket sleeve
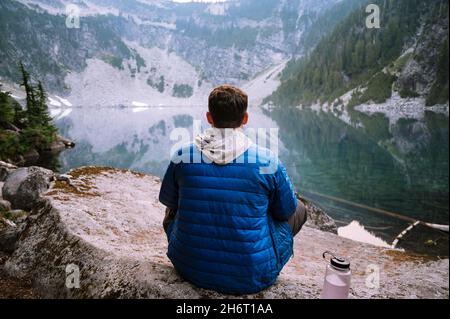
[159,161,179,210]
[269,162,297,221]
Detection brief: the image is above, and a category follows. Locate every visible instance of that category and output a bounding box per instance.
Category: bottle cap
[330,256,350,270]
[323,251,350,271]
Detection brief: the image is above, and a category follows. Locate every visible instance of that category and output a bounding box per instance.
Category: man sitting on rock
[159,85,307,295]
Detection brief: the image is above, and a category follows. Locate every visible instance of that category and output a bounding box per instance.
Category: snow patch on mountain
[64,43,213,107]
[243,60,288,107]
[54,95,73,107]
[48,97,62,107]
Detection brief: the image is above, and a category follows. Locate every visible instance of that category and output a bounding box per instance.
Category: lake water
[52,104,449,256]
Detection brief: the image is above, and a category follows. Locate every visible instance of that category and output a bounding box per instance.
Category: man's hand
[163,207,177,233]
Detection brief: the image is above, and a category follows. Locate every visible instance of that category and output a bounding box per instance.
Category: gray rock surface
[46,135,76,153]
[396,20,448,98]
[2,167,54,211]
[3,167,449,299]
[0,210,29,254]
[303,200,338,234]
[0,217,20,254]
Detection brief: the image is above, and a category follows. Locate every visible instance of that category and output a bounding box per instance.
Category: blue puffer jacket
[159,142,297,295]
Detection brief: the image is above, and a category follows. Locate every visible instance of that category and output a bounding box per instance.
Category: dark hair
[208,85,248,128]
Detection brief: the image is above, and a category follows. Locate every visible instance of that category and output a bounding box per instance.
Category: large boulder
[2,167,54,211]
[3,167,449,299]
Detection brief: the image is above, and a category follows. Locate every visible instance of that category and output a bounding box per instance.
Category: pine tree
[0,86,14,128]
[267,0,446,107]
[19,61,38,127]
[17,63,57,151]
[11,97,26,129]
[2,64,58,161]
[36,81,53,127]
[19,62,33,112]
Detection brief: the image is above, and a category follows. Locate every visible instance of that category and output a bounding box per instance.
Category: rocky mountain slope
[269,0,449,108]
[1,165,448,298]
[1,0,356,107]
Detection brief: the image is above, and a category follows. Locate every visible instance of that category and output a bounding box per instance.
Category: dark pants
[288,199,308,237]
[163,199,307,236]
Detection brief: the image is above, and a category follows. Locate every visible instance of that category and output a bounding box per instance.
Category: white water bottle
[321,251,351,299]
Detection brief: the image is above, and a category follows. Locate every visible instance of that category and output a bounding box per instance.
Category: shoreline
[1,166,448,298]
[0,135,75,169]
[2,161,448,258]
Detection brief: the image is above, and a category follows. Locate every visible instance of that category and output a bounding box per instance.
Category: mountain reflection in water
[54,105,449,256]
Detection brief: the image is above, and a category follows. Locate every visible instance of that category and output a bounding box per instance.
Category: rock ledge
[3,167,449,299]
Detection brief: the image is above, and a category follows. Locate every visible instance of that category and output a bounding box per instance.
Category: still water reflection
[54,105,449,255]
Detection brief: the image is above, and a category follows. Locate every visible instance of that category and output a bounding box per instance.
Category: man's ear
[242,112,249,126]
[206,112,214,126]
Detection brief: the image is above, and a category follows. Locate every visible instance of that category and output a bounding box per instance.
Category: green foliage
[399,88,420,99]
[0,89,14,128]
[392,53,412,73]
[101,55,124,70]
[269,0,444,107]
[0,64,58,162]
[0,131,22,160]
[176,19,258,49]
[227,0,278,21]
[426,39,449,106]
[0,1,132,91]
[173,115,193,128]
[348,72,397,107]
[0,210,27,221]
[20,125,56,149]
[300,0,368,53]
[280,4,299,39]
[147,76,165,93]
[84,15,131,59]
[135,53,146,73]
[172,84,193,98]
